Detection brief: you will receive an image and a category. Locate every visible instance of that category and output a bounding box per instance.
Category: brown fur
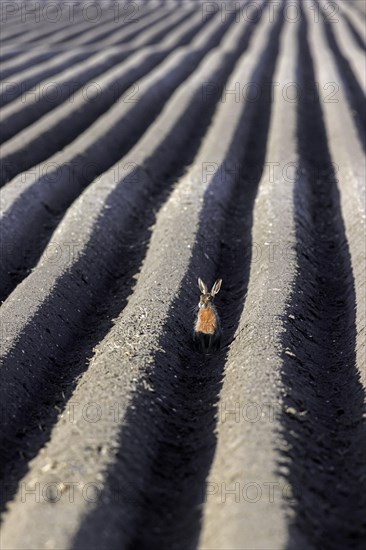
[195,308,217,335]
[194,277,222,353]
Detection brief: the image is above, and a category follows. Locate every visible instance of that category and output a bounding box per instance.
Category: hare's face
[199,293,213,309]
[197,277,222,310]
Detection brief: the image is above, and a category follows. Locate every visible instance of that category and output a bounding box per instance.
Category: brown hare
[193,277,222,353]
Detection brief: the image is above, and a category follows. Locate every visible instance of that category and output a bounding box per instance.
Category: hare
[193,277,222,353]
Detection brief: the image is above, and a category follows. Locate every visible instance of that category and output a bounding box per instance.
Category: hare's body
[193,278,222,354]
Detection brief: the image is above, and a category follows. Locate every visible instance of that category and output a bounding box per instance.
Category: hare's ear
[198,277,208,294]
[211,278,222,296]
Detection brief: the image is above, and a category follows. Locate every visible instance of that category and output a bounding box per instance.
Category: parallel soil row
[1,1,365,549]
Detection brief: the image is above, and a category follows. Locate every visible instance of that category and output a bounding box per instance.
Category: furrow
[4,0,82,24]
[0,1,159,59]
[0,8,204,181]
[330,2,366,94]
[52,3,168,48]
[0,16,71,45]
[1,3,162,68]
[0,2,85,44]
[1,48,84,79]
[1,50,95,106]
[0,4,186,143]
[274,3,366,548]
[1,49,74,81]
[0,8,229,301]
[308,0,366,384]
[335,0,366,46]
[0,3,179,107]
[318,1,366,151]
[0,3,288,549]
[0,5,114,63]
[333,0,366,52]
[109,7,287,550]
[0,0,261,515]
[0,2,160,76]
[340,13,366,52]
[1,1,363,548]
[0,2,164,79]
[199,12,303,550]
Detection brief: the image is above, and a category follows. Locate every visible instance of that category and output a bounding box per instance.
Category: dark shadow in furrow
[0,7,262,519]
[38,12,139,46]
[1,4,92,47]
[0,51,92,107]
[59,5,166,46]
[0,25,48,44]
[0,10,229,302]
[1,1,83,38]
[0,4,166,90]
[0,0,162,63]
[319,4,366,152]
[281,8,366,550]
[0,7,197,146]
[338,9,366,51]
[0,47,38,64]
[112,7,192,49]
[0,6,96,63]
[70,9,284,550]
[0,49,75,73]
[0,5,147,77]
[0,7,179,107]
[0,1,144,56]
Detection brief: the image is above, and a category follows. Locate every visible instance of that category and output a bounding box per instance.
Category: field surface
[0,1,365,549]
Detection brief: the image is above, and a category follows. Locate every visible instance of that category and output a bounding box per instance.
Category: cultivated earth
[0,1,365,549]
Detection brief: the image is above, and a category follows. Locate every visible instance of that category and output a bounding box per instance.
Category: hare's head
[197,277,222,309]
